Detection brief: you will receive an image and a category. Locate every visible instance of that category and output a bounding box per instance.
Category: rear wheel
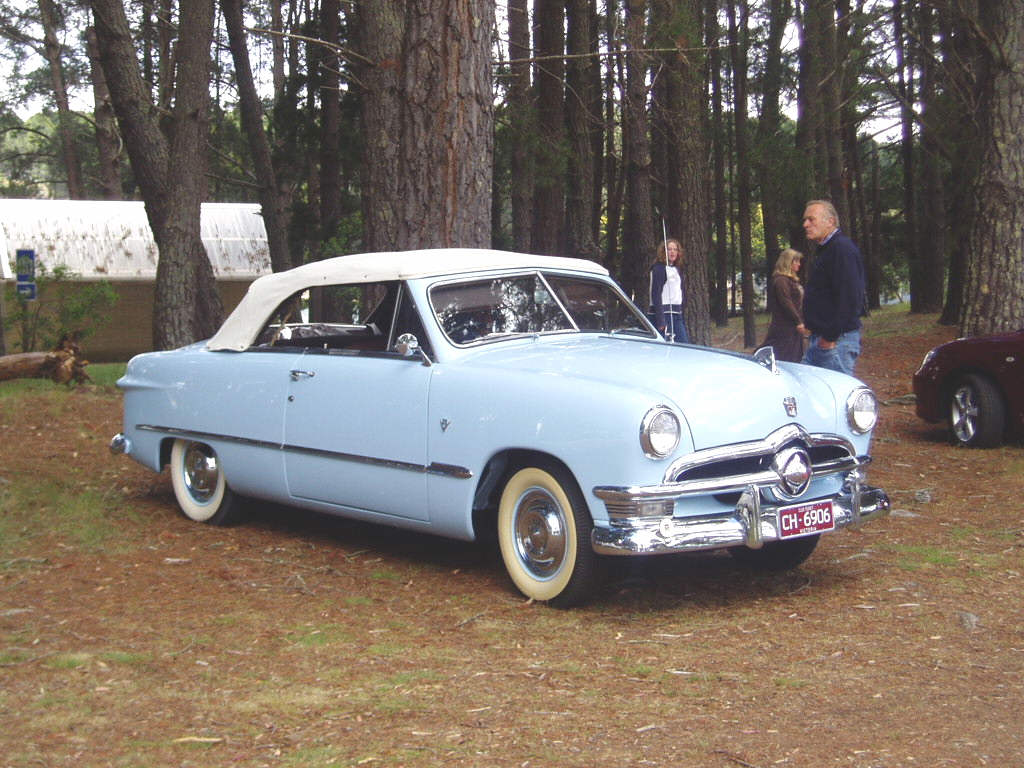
[948,374,1006,447]
[169,439,243,525]
[497,461,601,607]
[728,534,820,571]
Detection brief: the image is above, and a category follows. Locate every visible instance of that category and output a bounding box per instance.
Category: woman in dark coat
[761,248,807,362]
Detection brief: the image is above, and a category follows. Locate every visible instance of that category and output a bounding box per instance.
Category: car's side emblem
[440,418,451,432]
[783,396,798,417]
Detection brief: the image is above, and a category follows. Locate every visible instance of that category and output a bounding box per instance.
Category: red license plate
[778,499,835,539]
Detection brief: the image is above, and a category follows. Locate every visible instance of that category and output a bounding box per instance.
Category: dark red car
[913,329,1024,447]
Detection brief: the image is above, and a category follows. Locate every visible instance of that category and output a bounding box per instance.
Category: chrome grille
[671,441,853,485]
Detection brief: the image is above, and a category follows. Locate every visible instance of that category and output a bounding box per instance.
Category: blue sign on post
[15,248,36,301]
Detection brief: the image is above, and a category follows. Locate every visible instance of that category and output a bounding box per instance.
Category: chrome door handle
[289,369,316,381]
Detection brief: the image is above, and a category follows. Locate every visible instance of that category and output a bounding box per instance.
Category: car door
[282,292,432,521]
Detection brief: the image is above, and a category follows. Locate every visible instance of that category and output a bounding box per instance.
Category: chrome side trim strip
[134,424,473,480]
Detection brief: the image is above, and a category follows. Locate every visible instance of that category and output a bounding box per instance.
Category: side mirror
[394,333,431,366]
[395,333,419,356]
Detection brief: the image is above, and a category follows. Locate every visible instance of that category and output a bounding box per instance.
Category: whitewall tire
[169,439,242,525]
[497,461,600,607]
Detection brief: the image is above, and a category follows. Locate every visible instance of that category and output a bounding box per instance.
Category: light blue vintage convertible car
[111,249,889,606]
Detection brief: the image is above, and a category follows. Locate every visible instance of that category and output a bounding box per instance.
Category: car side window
[254,281,399,353]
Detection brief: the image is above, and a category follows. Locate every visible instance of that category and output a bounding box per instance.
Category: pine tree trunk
[707,0,729,326]
[566,0,599,262]
[532,0,566,254]
[38,0,84,198]
[355,0,493,251]
[727,1,756,348]
[222,0,292,275]
[508,0,534,253]
[652,0,711,345]
[85,26,122,200]
[352,1,404,251]
[754,0,790,276]
[92,0,223,350]
[621,0,657,302]
[962,0,1024,335]
[916,4,946,313]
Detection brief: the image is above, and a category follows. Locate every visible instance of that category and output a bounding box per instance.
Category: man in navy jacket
[800,200,866,376]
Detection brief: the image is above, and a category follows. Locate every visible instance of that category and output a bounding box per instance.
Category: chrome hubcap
[182,443,219,503]
[951,386,977,442]
[513,488,567,579]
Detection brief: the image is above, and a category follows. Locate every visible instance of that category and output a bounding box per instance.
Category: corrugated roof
[0,199,270,281]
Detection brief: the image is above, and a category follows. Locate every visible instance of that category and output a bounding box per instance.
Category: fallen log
[0,339,90,384]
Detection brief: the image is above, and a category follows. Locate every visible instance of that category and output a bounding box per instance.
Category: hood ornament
[783,396,798,417]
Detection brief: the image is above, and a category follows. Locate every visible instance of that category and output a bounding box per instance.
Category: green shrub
[3,263,118,353]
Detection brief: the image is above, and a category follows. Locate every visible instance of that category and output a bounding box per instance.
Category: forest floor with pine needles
[1,305,1021,768]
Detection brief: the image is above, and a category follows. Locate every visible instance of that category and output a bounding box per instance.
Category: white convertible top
[207,248,609,351]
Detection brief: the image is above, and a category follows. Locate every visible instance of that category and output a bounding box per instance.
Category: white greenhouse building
[1,199,270,361]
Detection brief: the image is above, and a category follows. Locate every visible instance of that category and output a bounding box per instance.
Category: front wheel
[169,439,243,525]
[497,462,601,607]
[948,374,1006,447]
[728,534,820,571]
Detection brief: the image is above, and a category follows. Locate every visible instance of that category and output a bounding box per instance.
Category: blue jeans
[663,312,689,344]
[802,330,860,376]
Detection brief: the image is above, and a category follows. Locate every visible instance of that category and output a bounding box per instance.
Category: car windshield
[430,272,655,345]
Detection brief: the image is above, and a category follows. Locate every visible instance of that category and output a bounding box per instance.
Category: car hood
[453,335,851,449]
[931,328,1024,358]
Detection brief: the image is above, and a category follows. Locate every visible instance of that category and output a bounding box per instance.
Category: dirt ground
[1,311,1022,768]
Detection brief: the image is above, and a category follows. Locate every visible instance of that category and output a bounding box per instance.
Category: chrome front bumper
[591,481,890,556]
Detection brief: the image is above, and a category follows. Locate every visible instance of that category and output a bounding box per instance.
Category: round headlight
[847,387,878,434]
[640,406,681,459]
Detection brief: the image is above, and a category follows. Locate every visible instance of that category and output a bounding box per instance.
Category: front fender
[425,365,686,531]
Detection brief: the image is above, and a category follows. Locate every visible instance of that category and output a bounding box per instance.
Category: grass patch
[280,745,345,766]
[884,543,960,571]
[860,304,939,340]
[0,477,136,553]
[0,378,59,398]
[100,650,153,666]
[624,662,654,678]
[365,642,406,657]
[774,676,812,689]
[0,363,125,394]
[44,652,92,670]
[0,648,33,665]
[286,624,355,648]
[86,362,127,389]
[53,487,128,549]
[384,670,444,687]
